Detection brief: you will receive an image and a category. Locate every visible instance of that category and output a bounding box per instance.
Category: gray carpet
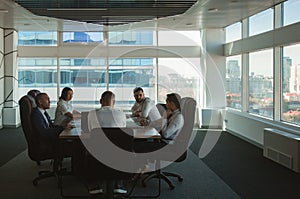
[0,127,27,166]
[0,149,240,199]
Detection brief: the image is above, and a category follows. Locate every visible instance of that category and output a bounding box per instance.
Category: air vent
[263,128,300,172]
[266,147,293,169]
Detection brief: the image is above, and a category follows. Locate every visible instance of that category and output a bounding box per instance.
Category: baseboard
[3,123,21,128]
[201,125,223,129]
[226,129,263,149]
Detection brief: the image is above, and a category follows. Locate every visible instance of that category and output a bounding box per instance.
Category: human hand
[166,109,172,119]
[140,118,148,126]
[65,112,73,119]
[133,111,141,117]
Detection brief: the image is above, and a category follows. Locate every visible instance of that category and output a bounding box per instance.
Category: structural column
[3,29,19,127]
[201,28,226,128]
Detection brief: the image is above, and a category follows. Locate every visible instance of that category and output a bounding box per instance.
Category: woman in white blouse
[54,87,80,125]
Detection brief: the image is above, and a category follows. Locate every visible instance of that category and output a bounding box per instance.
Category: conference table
[59,116,161,139]
[58,115,161,198]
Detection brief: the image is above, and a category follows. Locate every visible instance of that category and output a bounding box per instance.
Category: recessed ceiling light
[0,9,8,13]
[47,8,107,11]
[208,8,218,12]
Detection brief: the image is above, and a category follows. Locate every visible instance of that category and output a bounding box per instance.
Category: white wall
[225,110,300,146]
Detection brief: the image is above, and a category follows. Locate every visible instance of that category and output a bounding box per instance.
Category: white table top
[59,117,160,139]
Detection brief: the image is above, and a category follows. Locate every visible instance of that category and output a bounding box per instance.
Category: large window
[18,58,57,101]
[284,0,300,26]
[249,8,274,36]
[17,29,201,110]
[108,31,154,45]
[282,44,300,125]
[157,58,200,103]
[62,32,104,43]
[248,49,273,118]
[226,55,242,110]
[18,32,57,46]
[18,57,156,107]
[225,22,242,43]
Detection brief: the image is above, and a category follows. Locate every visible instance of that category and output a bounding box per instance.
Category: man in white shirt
[88,91,126,131]
[131,87,161,125]
[87,91,127,195]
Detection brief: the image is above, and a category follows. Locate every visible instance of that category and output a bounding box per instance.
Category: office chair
[142,97,197,190]
[156,103,167,116]
[87,127,135,199]
[19,95,60,186]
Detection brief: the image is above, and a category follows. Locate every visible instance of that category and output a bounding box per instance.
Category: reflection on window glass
[18,58,57,66]
[18,57,57,101]
[284,0,300,26]
[157,58,200,102]
[226,55,242,109]
[60,58,106,66]
[225,22,242,43]
[249,8,274,36]
[108,31,153,45]
[282,44,300,125]
[249,49,273,118]
[18,57,156,108]
[62,32,104,43]
[18,32,57,46]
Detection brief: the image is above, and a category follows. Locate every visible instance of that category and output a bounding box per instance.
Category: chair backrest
[170,97,197,161]
[81,111,89,133]
[156,103,167,116]
[19,95,53,161]
[89,127,134,179]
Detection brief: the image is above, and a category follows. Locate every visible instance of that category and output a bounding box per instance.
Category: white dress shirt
[87,106,126,131]
[54,99,74,125]
[131,97,153,118]
[149,109,184,144]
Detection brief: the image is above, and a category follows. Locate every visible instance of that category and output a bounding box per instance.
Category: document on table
[133,127,161,139]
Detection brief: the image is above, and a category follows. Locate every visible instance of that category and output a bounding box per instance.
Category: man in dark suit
[32,92,74,172]
[31,93,67,147]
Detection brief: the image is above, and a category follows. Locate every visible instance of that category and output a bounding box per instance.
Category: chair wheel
[178,177,183,182]
[170,185,175,190]
[142,182,147,187]
[33,179,38,186]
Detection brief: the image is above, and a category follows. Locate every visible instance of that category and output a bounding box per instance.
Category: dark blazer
[31,108,64,141]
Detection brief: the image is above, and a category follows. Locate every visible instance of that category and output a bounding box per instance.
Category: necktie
[44,111,52,127]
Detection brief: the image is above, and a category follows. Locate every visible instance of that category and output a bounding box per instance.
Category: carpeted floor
[0,127,27,167]
[1,127,300,199]
[0,149,239,199]
[190,130,300,199]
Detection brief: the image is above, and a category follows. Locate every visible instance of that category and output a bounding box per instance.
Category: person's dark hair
[166,93,181,110]
[133,87,144,93]
[27,89,40,98]
[60,87,73,100]
[101,91,115,105]
[35,93,47,107]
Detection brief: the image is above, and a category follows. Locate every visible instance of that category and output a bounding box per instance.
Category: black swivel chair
[19,95,60,185]
[142,97,197,190]
[88,127,135,199]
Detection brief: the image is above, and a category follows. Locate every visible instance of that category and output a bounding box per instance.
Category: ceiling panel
[0,0,286,31]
